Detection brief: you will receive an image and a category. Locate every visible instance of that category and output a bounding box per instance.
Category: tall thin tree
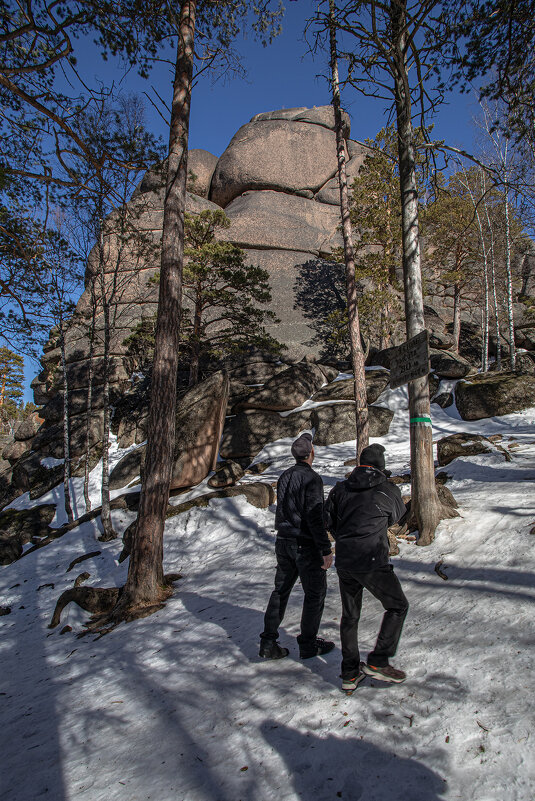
[327,0,368,459]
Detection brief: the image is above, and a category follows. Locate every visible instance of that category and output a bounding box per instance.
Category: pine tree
[182,210,281,385]
[0,347,24,419]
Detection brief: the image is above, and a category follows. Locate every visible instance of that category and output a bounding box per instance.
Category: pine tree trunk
[452,284,461,353]
[116,0,196,614]
[188,291,202,386]
[329,0,368,460]
[391,0,443,546]
[59,325,74,524]
[99,281,116,541]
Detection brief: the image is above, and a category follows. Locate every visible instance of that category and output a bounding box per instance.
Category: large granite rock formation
[14,103,533,489]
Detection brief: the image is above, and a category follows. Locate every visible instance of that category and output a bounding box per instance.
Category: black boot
[259,640,289,660]
[299,638,335,659]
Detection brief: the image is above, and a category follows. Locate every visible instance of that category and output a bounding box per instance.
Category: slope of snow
[1,389,535,801]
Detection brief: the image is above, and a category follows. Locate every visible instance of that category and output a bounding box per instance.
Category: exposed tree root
[48,573,182,634]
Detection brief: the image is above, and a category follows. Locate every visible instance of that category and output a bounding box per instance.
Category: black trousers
[261,538,327,650]
[337,564,409,678]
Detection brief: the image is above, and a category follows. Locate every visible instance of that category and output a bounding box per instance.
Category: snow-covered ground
[1,385,535,801]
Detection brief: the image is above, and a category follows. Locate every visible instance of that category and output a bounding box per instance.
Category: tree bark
[115,0,196,613]
[83,278,97,513]
[329,0,368,460]
[468,169,490,371]
[99,260,116,541]
[59,323,74,524]
[482,185,502,368]
[188,288,202,386]
[391,0,443,546]
[503,174,516,370]
[452,283,461,352]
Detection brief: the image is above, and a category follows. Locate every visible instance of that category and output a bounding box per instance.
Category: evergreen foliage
[0,346,23,419]
[126,210,282,385]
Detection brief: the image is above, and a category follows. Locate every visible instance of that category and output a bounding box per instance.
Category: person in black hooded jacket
[325,443,409,689]
[259,432,335,661]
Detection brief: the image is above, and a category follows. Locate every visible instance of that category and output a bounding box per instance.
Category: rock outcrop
[454,372,535,421]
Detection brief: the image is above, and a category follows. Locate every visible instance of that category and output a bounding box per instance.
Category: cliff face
[31,105,372,412]
[27,104,535,462]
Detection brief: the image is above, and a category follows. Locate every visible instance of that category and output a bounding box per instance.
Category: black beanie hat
[359,443,386,472]
[291,432,313,460]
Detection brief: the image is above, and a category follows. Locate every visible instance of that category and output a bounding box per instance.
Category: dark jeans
[337,564,409,678]
[261,538,327,651]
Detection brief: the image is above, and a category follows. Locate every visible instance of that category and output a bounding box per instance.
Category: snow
[2,385,535,801]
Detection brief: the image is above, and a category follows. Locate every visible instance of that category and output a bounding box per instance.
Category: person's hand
[322,553,333,570]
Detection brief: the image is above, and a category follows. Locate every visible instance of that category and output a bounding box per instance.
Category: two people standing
[260,434,409,690]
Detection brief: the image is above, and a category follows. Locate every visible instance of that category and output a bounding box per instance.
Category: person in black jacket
[259,433,335,660]
[325,443,408,689]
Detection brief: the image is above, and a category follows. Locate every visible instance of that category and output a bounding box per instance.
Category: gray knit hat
[291,432,313,460]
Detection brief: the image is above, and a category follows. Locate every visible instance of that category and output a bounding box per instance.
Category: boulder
[424,306,454,350]
[515,328,535,351]
[116,413,148,449]
[228,361,287,384]
[166,481,275,517]
[210,114,341,207]
[0,533,23,565]
[436,433,507,467]
[311,370,390,404]
[0,504,55,545]
[312,403,394,446]
[171,371,230,489]
[10,452,64,499]
[220,409,313,460]
[2,439,31,464]
[110,373,230,490]
[207,461,245,488]
[432,391,454,409]
[251,106,350,133]
[315,148,369,205]
[32,410,105,459]
[238,363,326,412]
[0,464,20,511]
[455,371,535,421]
[14,412,44,441]
[221,190,342,256]
[317,364,339,382]
[41,387,107,424]
[430,349,474,379]
[109,447,144,490]
[512,353,535,374]
[187,149,219,198]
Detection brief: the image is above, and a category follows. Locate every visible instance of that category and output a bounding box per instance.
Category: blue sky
[22,0,480,401]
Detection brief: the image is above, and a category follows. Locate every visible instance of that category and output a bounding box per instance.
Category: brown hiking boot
[362,663,406,683]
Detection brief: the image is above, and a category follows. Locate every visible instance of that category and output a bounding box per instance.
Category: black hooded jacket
[275,462,332,555]
[325,466,406,572]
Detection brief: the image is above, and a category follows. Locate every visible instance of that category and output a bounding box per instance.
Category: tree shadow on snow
[261,720,448,801]
[397,557,535,605]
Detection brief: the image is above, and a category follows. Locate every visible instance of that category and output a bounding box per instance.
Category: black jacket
[275,462,332,555]
[325,466,406,572]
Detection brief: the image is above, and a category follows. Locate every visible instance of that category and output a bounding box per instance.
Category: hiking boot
[299,638,335,659]
[259,640,289,660]
[341,671,366,692]
[362,663,406,683]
